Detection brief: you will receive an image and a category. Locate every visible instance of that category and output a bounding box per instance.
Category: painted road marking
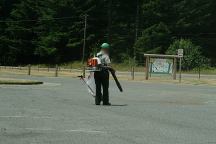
[24,128,106,134]
[0,115,53,119]
[205,101,216,104]
[3,128,106,134]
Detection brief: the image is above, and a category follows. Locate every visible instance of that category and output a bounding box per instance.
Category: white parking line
[0,116,26,118]
[0,115,53,119]
[23,128,106,134]
[205,101,216,104]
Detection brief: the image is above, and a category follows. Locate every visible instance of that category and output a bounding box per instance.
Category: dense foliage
[0,0,216,66]
[166,39,209,69]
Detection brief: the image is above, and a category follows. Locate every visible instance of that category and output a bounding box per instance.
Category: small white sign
[178,49,184,57]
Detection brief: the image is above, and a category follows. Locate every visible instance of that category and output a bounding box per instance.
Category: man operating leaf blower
[94,43,112,105]
[79,43,123,105]
[84,43,123,106]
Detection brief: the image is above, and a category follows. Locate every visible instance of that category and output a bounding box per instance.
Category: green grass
[59,61,83,69]
[183,67,216,75]
[29,62,216,74]
[59,61,145,72]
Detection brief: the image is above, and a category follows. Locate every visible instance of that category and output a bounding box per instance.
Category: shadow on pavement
[110,104,128,107]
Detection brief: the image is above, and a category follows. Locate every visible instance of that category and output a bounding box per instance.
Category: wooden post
[131,66,135,80]
[173,58,177,80]
[82,15,87,64]
[28,64,31,75]
[198,66,201,80]
[145,56,149,80]
[55,65,58,77]
[83,66,86,78]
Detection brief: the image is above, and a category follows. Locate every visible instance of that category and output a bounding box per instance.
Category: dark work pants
[94,70,109,105]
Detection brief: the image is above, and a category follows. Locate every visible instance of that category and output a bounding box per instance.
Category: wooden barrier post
[131,66,135,80]
[198,60,201,80]
[145,56,150,80]
[28,64,31,75]
[83,66,86,78]
[198,66,201,80]
[55,65,58,77]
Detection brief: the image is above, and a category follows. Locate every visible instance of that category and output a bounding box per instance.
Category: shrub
[166,39,209,70]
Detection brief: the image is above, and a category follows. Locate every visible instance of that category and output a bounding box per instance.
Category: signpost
[82,14,88,64]
[178,49,184,83]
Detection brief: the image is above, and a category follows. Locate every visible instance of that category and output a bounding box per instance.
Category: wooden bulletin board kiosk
[144,54,180,80]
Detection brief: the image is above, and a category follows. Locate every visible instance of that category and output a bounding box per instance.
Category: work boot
[103,102,111,106]
[95,98,101,105]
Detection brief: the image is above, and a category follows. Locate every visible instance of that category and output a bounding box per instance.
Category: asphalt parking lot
[0,74,216,144]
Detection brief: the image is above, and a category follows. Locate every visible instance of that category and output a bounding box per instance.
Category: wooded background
[0,0,216,68]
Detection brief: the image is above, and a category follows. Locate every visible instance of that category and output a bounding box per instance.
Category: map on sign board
[149,58,173,74]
